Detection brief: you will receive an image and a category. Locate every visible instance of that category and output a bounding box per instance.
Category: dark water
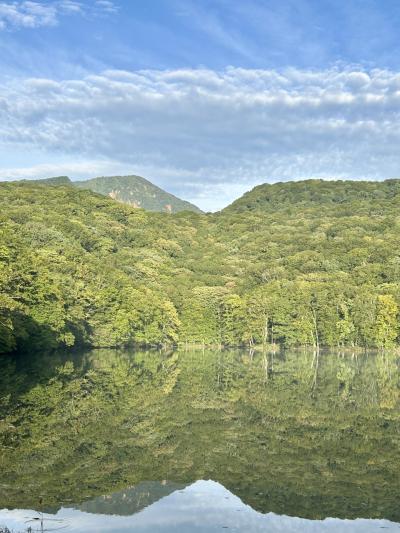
[0,348,399,532]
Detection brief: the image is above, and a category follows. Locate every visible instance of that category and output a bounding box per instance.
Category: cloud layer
[1,66,400,209]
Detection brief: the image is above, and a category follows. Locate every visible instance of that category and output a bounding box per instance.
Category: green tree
[375,295,398,348]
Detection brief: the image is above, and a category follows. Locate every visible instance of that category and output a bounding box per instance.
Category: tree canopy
[1,178,400,353]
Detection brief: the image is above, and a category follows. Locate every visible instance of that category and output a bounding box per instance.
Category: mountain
[224,178,400,213]
[11,174,202,213]
[74,175,202,213]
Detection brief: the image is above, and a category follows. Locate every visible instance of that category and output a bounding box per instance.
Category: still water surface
[0,348,399,532]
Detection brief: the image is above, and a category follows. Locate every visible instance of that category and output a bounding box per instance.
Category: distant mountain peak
[74,174,202,214]
[10,174,202,214]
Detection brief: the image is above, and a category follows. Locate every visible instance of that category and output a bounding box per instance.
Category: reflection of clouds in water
[0,480,399,532]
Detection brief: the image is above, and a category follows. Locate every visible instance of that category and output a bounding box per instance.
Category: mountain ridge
[223,178,400,213]
[9,175,400,213]
[8,174,202,214]
[74,174,202,213]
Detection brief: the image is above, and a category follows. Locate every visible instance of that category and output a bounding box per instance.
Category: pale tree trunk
[262,315,269,347]
[311,307,320,353]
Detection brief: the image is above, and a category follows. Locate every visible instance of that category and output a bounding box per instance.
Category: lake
[0,348,399,532]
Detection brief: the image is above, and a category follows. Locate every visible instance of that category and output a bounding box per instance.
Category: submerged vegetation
[1,178,400,353]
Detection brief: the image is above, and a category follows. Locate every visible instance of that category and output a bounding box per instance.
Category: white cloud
[1,66,400,210]
[0,0,118,30]
[0,1,58,29]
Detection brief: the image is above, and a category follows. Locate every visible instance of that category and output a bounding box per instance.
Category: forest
[0,178,400,354]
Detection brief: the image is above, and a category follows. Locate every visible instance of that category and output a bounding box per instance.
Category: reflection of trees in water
[0,348,399,521]
[376,352,399,409]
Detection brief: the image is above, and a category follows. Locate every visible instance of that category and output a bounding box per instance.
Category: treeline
[180,282,398,348]
[0,179,399,354]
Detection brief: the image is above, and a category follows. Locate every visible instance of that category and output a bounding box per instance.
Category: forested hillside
[75,175,202,213]
[17,175,202,213]
[0,179,399,354]
[224,179,400,213]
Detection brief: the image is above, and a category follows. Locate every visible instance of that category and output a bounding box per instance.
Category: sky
[1,1,400,210]
[1,480,398,532]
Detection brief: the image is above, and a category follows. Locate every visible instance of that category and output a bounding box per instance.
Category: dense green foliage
[0,348,399,519]
[224,178,400,213]
[1,178,400,353]
[75,174,202,213]
[22,176,72,187]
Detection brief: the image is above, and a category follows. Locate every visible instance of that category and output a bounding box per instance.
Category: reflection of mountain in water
[77,481,187,515]
[0,348,399,522]
[1,480,399,533]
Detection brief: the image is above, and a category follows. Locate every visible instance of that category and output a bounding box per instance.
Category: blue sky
[1,0,400,210]
[3,0,400,75]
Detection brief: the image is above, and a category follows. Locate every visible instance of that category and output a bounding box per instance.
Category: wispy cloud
[94,0,118,14]
[0,0,118,30]
[175,0,258,63]
[1,66,400,210]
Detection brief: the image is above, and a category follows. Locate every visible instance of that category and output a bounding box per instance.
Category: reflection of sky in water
[1,480,399,533]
